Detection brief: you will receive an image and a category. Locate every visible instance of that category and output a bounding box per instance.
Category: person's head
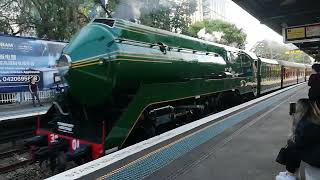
[30,76,36,83]
[312,63,320,73]
[293,98,320,125]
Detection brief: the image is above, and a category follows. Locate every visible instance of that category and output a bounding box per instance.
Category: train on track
[26,18,312,171]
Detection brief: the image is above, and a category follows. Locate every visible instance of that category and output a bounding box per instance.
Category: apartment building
[191,0,227,23]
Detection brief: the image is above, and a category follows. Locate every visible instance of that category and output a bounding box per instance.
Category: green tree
[187,19,247,49]
[30,0,91,40]
[251,39,312,64]
[171,0,197,34]
[140,5,172,31]
[0,0,118,40]
[139,0,197,34]
[0,0,31,35]
[251,40,288,60]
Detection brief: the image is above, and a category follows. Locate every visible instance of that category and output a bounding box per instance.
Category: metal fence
[0,90,56,104]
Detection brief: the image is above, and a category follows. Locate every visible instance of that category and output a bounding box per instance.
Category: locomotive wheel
[199,97,217,117]
[216,91,242,111]
[141,124,156,138]
[216,93,230,111]
[56,152,67,173]
[242,92,255,102]
[39,159,51,175]
[124,122,156,147]
[136,115,156,141]
[49,152,67,174]
[232,91,243,105]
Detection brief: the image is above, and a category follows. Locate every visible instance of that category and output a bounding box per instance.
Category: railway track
[0,158,33,174]
[0,147,33,174]
[0,145,53,179]
[0,116,37,145]
[0,117,36,174]
[0,147,28,159]
[0,146,33,174]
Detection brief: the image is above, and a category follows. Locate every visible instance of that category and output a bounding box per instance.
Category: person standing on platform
[275,99,320,180]
[29,76,43,107]
[308,63,320,102]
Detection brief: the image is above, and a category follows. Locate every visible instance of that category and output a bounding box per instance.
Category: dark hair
[312,63,320,73]
[296,99,320,125]
[29,76,35,83]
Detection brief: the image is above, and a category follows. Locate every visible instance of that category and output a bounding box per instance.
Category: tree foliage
[187,19,247,49]
[140,7,171,31]
[0,0,116,41]
[139,0,197,34]
[0,0,196,40]
[251,39,312,64]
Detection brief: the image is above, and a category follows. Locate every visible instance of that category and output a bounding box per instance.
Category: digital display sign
[284,23,320,43]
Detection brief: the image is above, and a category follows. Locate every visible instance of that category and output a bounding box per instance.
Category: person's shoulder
[313,74,320,82]
[309,74,320,81]
[297,119,320,132]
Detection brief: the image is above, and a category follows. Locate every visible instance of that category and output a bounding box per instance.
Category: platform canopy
[232,0,320,61]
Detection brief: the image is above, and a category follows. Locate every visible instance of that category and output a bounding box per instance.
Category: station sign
[0,35,67,93]
[285,49,302,55]
[284,23,320,43]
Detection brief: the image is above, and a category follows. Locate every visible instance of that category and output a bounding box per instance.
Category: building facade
[191,0,227,23]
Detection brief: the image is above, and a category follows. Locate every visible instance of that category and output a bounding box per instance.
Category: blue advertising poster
[0,35,67,93]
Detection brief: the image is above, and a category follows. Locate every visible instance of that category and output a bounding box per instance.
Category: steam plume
[113,0,142,20]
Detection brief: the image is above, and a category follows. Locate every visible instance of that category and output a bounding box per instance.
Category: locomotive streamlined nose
[55,23,117,106]
[57,54,72,77]
[62,23,116,62]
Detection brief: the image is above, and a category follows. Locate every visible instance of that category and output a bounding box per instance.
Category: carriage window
[240,54,252,76]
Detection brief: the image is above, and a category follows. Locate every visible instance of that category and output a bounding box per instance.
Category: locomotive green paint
[61,18,231,106]
[67,52,227,105]
[113,19,227,58]
[56,18,258,153]
[104,77,253,149]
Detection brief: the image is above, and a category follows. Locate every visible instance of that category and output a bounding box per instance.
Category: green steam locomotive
[26,18,311,170]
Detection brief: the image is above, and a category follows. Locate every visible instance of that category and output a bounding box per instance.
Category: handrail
[52,101,69,116]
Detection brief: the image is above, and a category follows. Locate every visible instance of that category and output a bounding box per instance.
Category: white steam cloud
[113,0,142,20]
[112,0,176,21]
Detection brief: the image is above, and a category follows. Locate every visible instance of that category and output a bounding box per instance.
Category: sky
[225,0,284,50]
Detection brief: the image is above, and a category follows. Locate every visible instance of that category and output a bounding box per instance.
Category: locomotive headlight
[57,54,71,77]
[99,57,109,65]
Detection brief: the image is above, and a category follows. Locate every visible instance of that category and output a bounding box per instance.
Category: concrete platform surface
[0,102,50,121]
[146,85,308,180]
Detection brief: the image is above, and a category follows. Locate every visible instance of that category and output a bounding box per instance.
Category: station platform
[147,85,307,180]
[0,103,50,121]
[49,83,308,180]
